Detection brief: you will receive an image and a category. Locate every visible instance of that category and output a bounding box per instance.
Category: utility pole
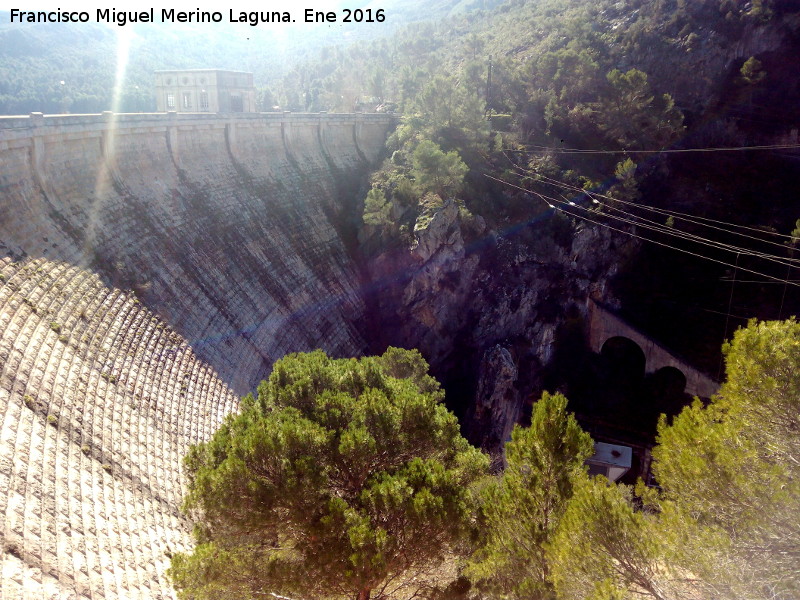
[485,54,493,115]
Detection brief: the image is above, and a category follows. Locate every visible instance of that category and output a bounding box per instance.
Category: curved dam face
[0,111,393,599]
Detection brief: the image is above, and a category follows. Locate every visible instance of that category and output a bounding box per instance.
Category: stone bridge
[587,299,719,398]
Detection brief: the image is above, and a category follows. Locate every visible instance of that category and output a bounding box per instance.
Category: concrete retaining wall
[0,111,394,599]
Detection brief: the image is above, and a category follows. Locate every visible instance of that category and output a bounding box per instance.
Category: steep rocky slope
[362,199,627,456]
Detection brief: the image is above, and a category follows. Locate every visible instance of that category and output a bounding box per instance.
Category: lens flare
[86,26,135,266]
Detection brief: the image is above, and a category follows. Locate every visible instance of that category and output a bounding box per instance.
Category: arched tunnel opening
[600,336,647,389]
[546,328,695,443]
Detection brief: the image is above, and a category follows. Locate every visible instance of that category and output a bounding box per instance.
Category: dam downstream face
[0,112,394,599]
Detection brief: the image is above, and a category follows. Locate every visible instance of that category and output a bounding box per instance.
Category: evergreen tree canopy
[411,140,469,198]
[466,392,594,599]
[548,476,667,600]
[362,187,393,227]
[652,318,800,599]
[594,68,684,148]
[547,319,800,600]
[169,348,488,600]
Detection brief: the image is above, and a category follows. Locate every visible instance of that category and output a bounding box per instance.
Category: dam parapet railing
[0,110,397,142]
[0,110,397,172]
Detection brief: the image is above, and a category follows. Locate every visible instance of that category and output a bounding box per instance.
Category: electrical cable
[523,169,800,266]
[500,149,800,240]
[498,162,800,270]
[501,142,800,155]
[503,166,800,266]
[502,147,800,243]
[483,173,800,289]
[510,160,800,249]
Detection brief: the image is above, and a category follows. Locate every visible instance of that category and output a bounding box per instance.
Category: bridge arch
[587,299,718,398]
[652,366,687,396]
[600,336,646,380]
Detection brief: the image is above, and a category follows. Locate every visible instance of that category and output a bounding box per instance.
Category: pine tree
[411,140,469,198]
[547,319,800,600]
[465,392,593,599]
[547,476,671,600]
[169,348,489,600]
[652,319,800,599]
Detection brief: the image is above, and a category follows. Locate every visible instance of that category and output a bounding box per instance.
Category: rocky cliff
[362,198,627,457]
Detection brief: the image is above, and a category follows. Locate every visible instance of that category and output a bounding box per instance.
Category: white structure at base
[586,442,632,482]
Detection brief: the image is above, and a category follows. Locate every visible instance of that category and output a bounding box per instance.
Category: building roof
[589,442,633,468]
[154,69,253,75]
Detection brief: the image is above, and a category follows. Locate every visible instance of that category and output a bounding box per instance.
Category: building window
[182,92,192,109]
[230,93,243,112]
[199,92,209,111]
[166,93,175,109]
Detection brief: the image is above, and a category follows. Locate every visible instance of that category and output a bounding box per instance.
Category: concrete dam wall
[0,111,394,599]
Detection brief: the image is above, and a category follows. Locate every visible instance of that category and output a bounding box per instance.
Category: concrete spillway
[0,111,394,599]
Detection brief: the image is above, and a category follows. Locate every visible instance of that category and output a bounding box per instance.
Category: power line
[561,198,788,271]
[483,173,800,289]
[509,155,800,246]
[522,169,800,264]
[500,160,800,269]
[502,150,800,241]
[501,142,800,155]
[585,201,800,270]
[599,202,798,266]
[719,279,800,284]
[556,201,800,288]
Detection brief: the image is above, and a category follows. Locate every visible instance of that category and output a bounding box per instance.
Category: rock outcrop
[365,199,628,451]
[468,344,520,465]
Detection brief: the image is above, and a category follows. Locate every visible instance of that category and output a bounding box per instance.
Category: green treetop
[652,318,800,599]
[411,140,469,198]
[362,187,393,228]
[548,475,669,600]
[740,56,766,85]
[169,348,488,600]
[466,392,594,599]
[595,68,684,148]
[547,319,800,600]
